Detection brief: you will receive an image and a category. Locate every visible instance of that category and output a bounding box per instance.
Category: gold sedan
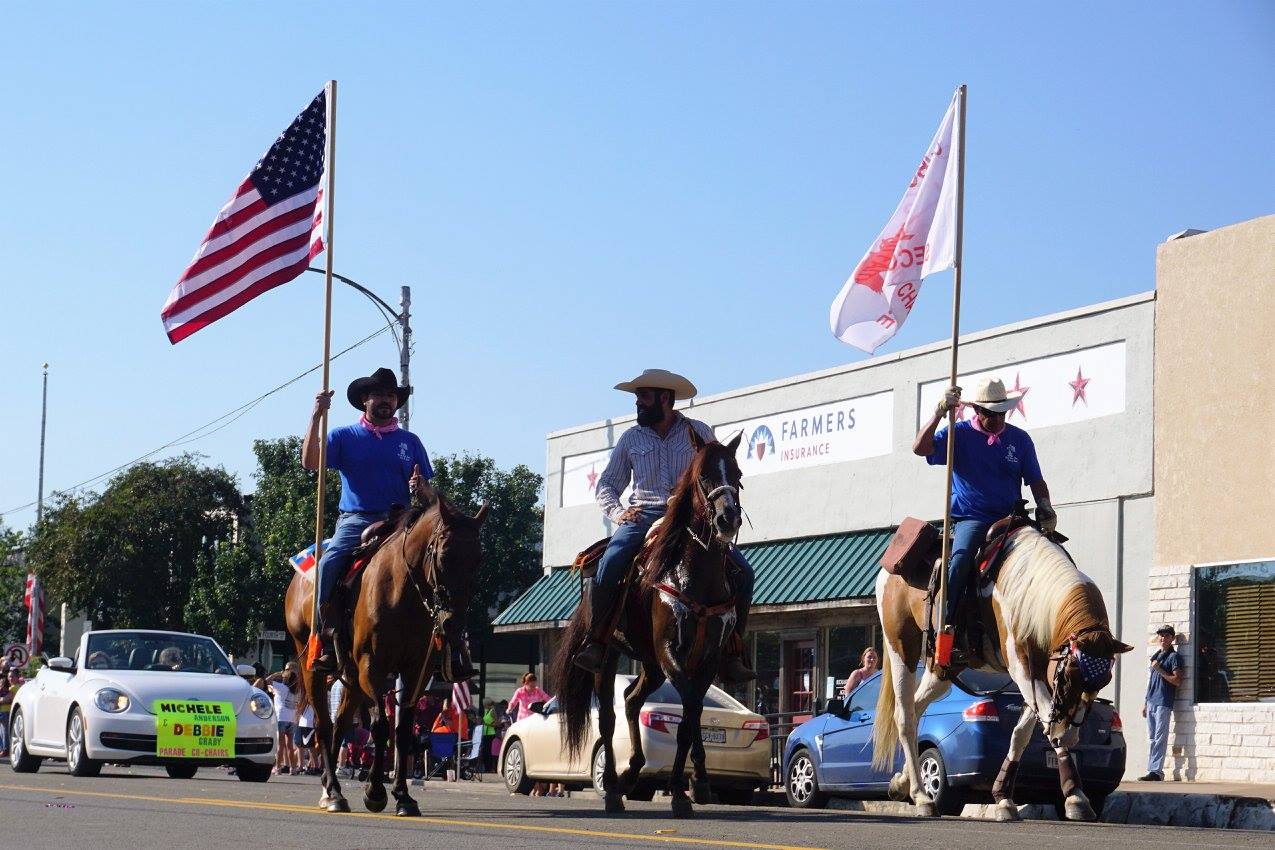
[500,675,771,804]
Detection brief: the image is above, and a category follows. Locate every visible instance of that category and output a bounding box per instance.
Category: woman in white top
[267,662,301,774]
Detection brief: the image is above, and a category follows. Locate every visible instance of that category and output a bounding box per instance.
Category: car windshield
[83,632,234,675]
[955,667,1020,696]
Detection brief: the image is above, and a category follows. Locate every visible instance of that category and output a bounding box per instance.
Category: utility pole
[399,285,412,431]
[37,363,48,524]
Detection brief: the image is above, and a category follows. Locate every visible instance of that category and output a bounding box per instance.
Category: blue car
[783,668,1125,815]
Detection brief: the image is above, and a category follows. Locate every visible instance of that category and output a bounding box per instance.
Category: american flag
[24,573,44,657]
[451,680,472,712]
[161,90,327,343]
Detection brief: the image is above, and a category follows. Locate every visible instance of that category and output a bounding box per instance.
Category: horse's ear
[1114,640,1135,655]
[726,431,742,454]
[437,497,454,523]
[473,503,490,525]
[688,427,706,452]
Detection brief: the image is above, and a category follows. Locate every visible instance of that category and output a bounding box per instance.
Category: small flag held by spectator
[291,539,334,581]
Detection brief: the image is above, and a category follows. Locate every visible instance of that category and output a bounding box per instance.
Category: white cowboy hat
[613,368,698,401]
[965,376,1022,413]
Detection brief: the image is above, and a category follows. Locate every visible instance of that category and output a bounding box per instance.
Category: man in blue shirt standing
[303,367,435,672]
[913,377,1057,662]
[1139,624,1183,781]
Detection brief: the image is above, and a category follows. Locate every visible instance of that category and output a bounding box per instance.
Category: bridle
[400,517,451,622]
[1042,624,1110,732]
[687,475,740,551]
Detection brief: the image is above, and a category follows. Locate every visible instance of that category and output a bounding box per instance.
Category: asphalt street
[1,766,1270,850]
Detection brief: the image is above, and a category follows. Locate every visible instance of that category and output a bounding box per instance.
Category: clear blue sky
[2,3,1272,528]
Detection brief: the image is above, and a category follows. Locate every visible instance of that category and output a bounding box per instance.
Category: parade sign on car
[153,700,236,759]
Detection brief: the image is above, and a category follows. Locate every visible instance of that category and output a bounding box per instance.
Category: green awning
[493,527,894,633]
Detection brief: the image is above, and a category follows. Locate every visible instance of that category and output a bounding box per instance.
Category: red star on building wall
[586,465,598,492]
[1008,372,1030,420]
[1069,367,1091,407]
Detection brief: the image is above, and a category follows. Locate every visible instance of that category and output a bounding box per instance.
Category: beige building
[1150,213,1275,783]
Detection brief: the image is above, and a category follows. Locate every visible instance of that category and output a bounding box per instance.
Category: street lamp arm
[306,266,401,319]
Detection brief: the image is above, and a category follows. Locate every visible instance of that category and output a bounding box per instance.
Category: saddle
[340,504,408,588]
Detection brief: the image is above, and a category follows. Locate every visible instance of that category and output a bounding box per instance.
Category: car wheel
[715,786,755,805]
[591,744,607,797]
[166,764,199,779]
[9,709,42,773]
[502,740,534,795]
[237,762,272,783]
[785,748,827,809]
[66,708,102,778]
[917,747,960,815]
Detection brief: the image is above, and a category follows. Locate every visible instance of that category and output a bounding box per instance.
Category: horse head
[409,496,489,681]
[1044,627,1134,747]
[687,428,744,544]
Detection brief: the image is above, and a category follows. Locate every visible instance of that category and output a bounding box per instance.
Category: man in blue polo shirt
[1139,624,1183,781]
[913,377,1057,660]
[302,367,435,672]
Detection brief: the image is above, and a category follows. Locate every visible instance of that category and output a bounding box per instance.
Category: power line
[1,324,394,522]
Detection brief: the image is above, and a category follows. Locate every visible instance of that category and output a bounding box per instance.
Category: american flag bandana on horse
[1074,648,1112,688]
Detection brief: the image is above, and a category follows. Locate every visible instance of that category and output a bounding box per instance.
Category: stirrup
[573,640,606,673]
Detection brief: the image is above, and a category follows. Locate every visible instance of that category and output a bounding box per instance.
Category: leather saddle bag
[880,517,941,583]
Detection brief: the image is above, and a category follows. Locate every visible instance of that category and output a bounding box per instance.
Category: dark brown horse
[552,430,744,818]
[285,496,487,815]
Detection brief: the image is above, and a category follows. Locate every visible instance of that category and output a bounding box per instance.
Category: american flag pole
[309,79,338,662]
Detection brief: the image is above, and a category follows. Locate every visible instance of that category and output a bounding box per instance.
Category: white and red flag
[452,680,472,712]
[24,573,44,657]
[829,89,961,353]
[161,90,327,343]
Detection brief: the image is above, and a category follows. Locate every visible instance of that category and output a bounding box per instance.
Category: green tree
[431,452,543,642]
[25,456,243,630]
[0,523,27,645]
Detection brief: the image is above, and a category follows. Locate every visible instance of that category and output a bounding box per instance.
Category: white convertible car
[8,629,277,780]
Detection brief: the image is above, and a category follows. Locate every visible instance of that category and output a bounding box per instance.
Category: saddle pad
[573,536,611,577]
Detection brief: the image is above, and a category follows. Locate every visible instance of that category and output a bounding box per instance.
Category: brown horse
[285,496,487,815]
[874,525,1133,820]
[551,430,744,818]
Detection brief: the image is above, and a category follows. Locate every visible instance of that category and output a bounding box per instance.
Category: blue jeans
[317,510,387,608]
[595,507,754,606]
[1146,704,1171,775]
[946,518,990,623]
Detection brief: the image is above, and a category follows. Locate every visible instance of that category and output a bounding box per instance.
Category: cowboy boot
[573,580,620,673]
[718,631,756,683]
[312,601,340,673]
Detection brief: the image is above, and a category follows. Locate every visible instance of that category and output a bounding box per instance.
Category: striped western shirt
[596,413,715,523]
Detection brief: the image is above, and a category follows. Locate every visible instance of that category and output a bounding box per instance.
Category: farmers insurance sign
[716,390,894,477]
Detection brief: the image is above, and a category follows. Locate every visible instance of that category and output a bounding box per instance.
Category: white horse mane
[995,529,1093,650]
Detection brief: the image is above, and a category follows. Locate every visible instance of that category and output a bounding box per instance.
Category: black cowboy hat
[346,367,411,411]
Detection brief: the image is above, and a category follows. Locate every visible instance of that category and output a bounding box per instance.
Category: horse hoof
[395,799,421,818]
[326,797,351,813]
[364,786,388,813]
[914,801,938,818]
[994,800,1021,822]
[887,773,910,802]
[318,791,332,809]
[692,781,711,806]
[1065,796,1096,822]
[604,793,625,814]
[671,797,694,819]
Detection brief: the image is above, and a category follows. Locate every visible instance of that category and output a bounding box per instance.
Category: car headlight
[94,688,130,713]
[249,693,274,720]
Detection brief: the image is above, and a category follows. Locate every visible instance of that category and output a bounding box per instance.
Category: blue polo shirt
[927,419,1043,523]
[1145,649,1182,708]
[326,424,433,514]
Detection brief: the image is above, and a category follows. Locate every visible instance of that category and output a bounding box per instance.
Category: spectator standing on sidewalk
[267,662,301,775]
[507,672,550,721]
[1139,624,1183,781]
[0,668,14,756]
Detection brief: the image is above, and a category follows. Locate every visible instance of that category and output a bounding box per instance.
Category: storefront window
[827,625,872,698]
[1195,560,1275,704]
[754,632,781,717]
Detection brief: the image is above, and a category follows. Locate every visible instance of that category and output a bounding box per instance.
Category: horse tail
[549,604,595,762]
[872,645,898,772]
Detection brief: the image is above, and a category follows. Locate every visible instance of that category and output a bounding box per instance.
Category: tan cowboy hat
[614,368,698,401]
[965,376,1022,413]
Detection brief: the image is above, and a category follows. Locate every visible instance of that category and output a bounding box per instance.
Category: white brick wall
[1147,563,1275,783]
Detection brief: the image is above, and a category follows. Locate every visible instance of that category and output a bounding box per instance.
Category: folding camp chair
[458,723,484,781]
[427,732,456,780]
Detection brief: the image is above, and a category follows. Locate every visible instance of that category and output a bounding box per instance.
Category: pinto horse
[874,525,1133,821]
[551,430,744,818]
[285,496,487,815]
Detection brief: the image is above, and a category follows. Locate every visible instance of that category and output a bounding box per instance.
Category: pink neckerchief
[969,414,1005,446]
[359,414,399,439]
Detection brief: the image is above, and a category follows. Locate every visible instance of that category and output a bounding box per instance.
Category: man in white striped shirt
[574,369,755,683]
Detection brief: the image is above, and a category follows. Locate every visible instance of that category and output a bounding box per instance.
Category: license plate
[700,727,726,744]
[1045,751,1079,769]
